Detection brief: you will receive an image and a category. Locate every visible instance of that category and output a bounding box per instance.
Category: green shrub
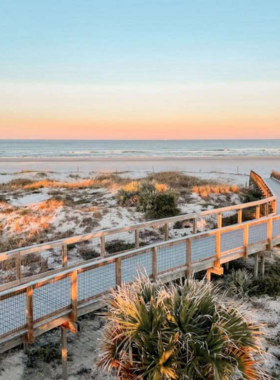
[26,342,62,368]
[7,178,34,187]
[147,192,180,219]
[136,181,157,212]
[250,276,280,297]
[98,276,264,379]
[173,220,184,229]
[147,171,211,189]
[224,269,253,297]
[105,239,135,254]
[117,188,138,207]
[79,246,99,260]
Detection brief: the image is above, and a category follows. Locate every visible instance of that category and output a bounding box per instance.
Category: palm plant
[97,276,266,379]
[224,269,254,298]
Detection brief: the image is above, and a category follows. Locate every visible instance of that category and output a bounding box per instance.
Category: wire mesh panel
[192,235,216,262]
[33,276,71,322]
[78,263,116,302]
[121,250,152,283]
[249,223,268,244]
[273,219,280,238]
[157,242,186,274]
[0,290,26,339]
[221,229,244,252]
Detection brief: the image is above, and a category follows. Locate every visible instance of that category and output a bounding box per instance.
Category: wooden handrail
[0,171,276,287]
[271,170,280,182]
[1,213,280,354]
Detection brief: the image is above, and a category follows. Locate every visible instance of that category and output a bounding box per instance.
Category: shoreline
[1,155,280,162]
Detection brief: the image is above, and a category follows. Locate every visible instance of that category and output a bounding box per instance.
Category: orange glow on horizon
[0,82,279,139]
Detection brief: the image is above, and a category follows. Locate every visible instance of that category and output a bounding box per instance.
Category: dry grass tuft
[193,184,240,198]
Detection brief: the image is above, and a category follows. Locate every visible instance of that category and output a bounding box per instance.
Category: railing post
[135,229,139,248]
[217,213,222,228]
[61,326,68,380]
[62,245,68,268]
[164,223,169,240]
[193,218,198,234]
[16,252,21,280]
[254,253,259,279]
[244,224,249,257]
[238,209,242,224]
[152,247,157,281]
[260,255,265,278]
[268,218,273,250]
[255,205,260,219]
[100,236,105,257]
[26,286,34,344]
[214,231,221,268]
[71,271,78,322]
[116,258,122,286]
[272,200,277,214]
[186,239,192,279]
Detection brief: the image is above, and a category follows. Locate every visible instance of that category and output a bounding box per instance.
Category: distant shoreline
[1,155,280,162]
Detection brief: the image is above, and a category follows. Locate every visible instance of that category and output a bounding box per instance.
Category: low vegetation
[118,180,180,219]
[225,268,254,298]
[224,256,280,298]
[98,276,265,379]
[193,184,239,198]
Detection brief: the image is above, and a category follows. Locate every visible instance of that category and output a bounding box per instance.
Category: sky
[0,0,279,140]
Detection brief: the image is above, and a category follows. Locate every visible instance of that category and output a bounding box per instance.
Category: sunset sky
[0,0,279,139]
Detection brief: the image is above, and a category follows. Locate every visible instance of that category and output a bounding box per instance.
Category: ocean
[0,140,280,159]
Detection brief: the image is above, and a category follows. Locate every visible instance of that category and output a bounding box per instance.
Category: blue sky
[0,1,279,139]
[1,0,280,84]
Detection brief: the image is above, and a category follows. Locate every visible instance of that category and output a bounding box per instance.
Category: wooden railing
[1,213,280,353]
[271,170,280,182]
[0,171,276,289]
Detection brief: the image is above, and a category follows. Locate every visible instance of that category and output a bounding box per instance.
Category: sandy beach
[0,156,279,180]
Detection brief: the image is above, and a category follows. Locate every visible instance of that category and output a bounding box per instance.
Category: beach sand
[0,157,280,379]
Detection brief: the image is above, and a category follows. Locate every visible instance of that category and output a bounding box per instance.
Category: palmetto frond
[97,275,266,379]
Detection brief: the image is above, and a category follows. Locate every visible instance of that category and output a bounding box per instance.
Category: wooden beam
[164,223,169,241]
[16,252,21,280]
[186,239,192,279]
[254,253,259,279]
[260,256,265,278]
[214,231,221,268]
[135,229,139,249]
[152,247,157,281]
[100,236,105,257]
[62,245,68,268]
[217,213,222,229]
[238,209,242,224]
[71,271,78,322]
[244,224,249,258]
[61,321,77,334]
[255,205,260,219]
[267,218,273,250]
[193,217,198,234]
[26,286,34,344]
[61,327,68,380]
[116,258,122,286]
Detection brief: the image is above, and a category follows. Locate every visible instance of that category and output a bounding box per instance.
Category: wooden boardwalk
[0,170,280,370]
[265,177,280,213]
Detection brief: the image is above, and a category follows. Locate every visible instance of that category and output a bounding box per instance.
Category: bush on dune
[224,269,254,297]
[146,192,180,219]
[98,276,265,380]
[117,180,180,219]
